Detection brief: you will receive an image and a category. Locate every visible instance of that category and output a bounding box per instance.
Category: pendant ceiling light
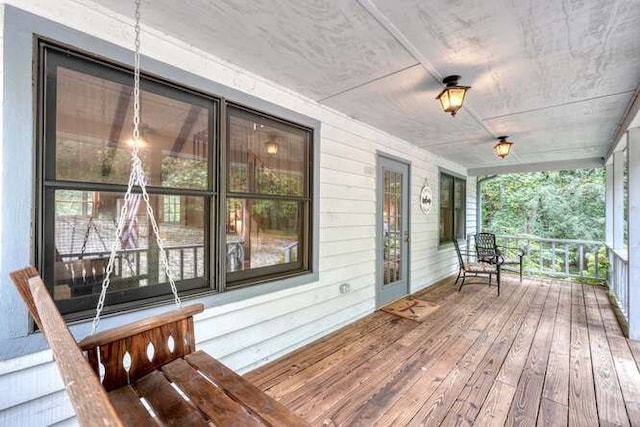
[264,138,279,155]
[436,75,471,117]
[493,136,514,159]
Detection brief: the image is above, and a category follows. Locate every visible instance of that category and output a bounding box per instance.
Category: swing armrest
[10,267,123,426]
[78,303,204,350]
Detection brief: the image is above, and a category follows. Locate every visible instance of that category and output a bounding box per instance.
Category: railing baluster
[579,244,584,276]
[594,245,599,278]
[564,245,569,275]
[193,246,198,277]
[551,242,556,272]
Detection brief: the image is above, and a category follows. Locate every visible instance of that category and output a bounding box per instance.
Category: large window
[226,106,311,286]
[440,172,466,244]
[38,42,313,318]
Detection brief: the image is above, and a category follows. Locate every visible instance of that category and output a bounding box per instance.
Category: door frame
[375,152,411,307]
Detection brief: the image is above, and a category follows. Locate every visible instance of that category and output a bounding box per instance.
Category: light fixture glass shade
[493,137,513,159]
[264,140,279,155]
[436,75,470,116]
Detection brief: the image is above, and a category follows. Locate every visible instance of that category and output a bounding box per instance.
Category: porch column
[606,161,614,246]
[613,149,625,250]
[628,128,640,340]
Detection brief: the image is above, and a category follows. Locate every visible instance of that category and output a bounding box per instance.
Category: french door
[376,155,410,306]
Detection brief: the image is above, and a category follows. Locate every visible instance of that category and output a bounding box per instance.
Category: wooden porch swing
[10,267,308,426]
[8,2,308,425]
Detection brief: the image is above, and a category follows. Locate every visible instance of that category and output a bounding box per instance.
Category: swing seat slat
[10,267,309,427]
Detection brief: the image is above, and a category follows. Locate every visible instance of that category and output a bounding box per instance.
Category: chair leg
[455,270,462,285]
[497,267,501,296]
[458,273,466,292]
[519,257,523,282]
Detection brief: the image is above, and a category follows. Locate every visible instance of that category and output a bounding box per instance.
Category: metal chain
[91,0,181,334]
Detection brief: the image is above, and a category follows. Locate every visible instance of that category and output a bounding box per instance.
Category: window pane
[440,174,453,242]
[227,108,307,196]
[226,198,300,272]
[454,178,466,239]
[51,190,206,302]
[53,63,211,189]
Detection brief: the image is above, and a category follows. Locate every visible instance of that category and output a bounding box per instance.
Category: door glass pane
[383,169,403,285]
[52,190,205,301]
[54,65,210,189]
[226,198,301,272]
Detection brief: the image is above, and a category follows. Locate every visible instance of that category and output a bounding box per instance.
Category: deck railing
[607,247,629,321]
[487,235,608,280]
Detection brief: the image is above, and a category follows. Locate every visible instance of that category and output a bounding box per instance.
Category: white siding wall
[0,1,471,425]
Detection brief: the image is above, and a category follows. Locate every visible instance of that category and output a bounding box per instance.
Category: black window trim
[438,168,467,246]
[36,39,316,320]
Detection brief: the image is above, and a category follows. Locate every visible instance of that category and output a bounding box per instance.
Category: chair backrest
[452,239,466,268]
[475,232,498,258]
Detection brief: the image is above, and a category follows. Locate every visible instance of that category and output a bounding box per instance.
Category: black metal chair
[475,232,524,282]
[453,239,501,295]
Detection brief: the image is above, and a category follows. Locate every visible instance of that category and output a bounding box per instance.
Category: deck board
[247,275,640,426]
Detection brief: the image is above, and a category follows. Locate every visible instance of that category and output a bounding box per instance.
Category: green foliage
[481,169,606,241]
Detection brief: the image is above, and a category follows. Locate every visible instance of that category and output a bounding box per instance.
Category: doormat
[381,298,440,322]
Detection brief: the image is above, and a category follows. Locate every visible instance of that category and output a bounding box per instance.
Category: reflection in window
[41,45,214,315]
[226,107,310,285]
[440,172,466,244]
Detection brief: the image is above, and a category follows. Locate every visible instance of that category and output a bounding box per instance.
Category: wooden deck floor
[245,275,640,426]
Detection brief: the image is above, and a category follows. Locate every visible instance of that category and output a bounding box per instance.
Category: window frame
[439,170,467,245]
[37,41,218,319]
[35,39,317,320]
[223,104,313,289]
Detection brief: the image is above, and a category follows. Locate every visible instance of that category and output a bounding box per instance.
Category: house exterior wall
[0,1,472,425]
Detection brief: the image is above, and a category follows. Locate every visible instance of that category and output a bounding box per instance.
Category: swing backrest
[10,267,123,426]
[78,302,203,391]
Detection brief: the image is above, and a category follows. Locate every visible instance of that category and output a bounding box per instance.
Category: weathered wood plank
[583,285,630,426]
[246,278,457,390]
[108,385,159,426]
[78,304,203,350]
[251,277,633,427]
[9,268,123,427]
[541,282,572,407]
[505,284,560,425]
[301,282,497,423]
[594,287,640,426]
[267,314,414,400]
[134,370,209,427]
[319,280,520,426]
[161,358,264,427]
[568,283,599,427]
[409,283,532,425]
[439,280,543,426]
[186,351,309,427]
[473,380,516,427]
[471,280,551,426]
[537,398,568,427]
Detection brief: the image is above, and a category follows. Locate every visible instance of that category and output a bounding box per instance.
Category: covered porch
[248,274,640,426]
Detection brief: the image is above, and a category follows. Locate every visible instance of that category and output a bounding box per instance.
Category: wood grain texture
[505,285,560,425]
[134,370,209,427]
[108,386,159,426]
[249,276,637,426]
[594,287,640,426]
[8,268,123,426]
[583,285,630,426]
[187,351,309,427]
[161,358,264,427]
[568,283,599,427]
[440,281,542,426]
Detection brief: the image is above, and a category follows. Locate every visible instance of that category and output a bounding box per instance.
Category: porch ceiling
[90,0,640,175]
